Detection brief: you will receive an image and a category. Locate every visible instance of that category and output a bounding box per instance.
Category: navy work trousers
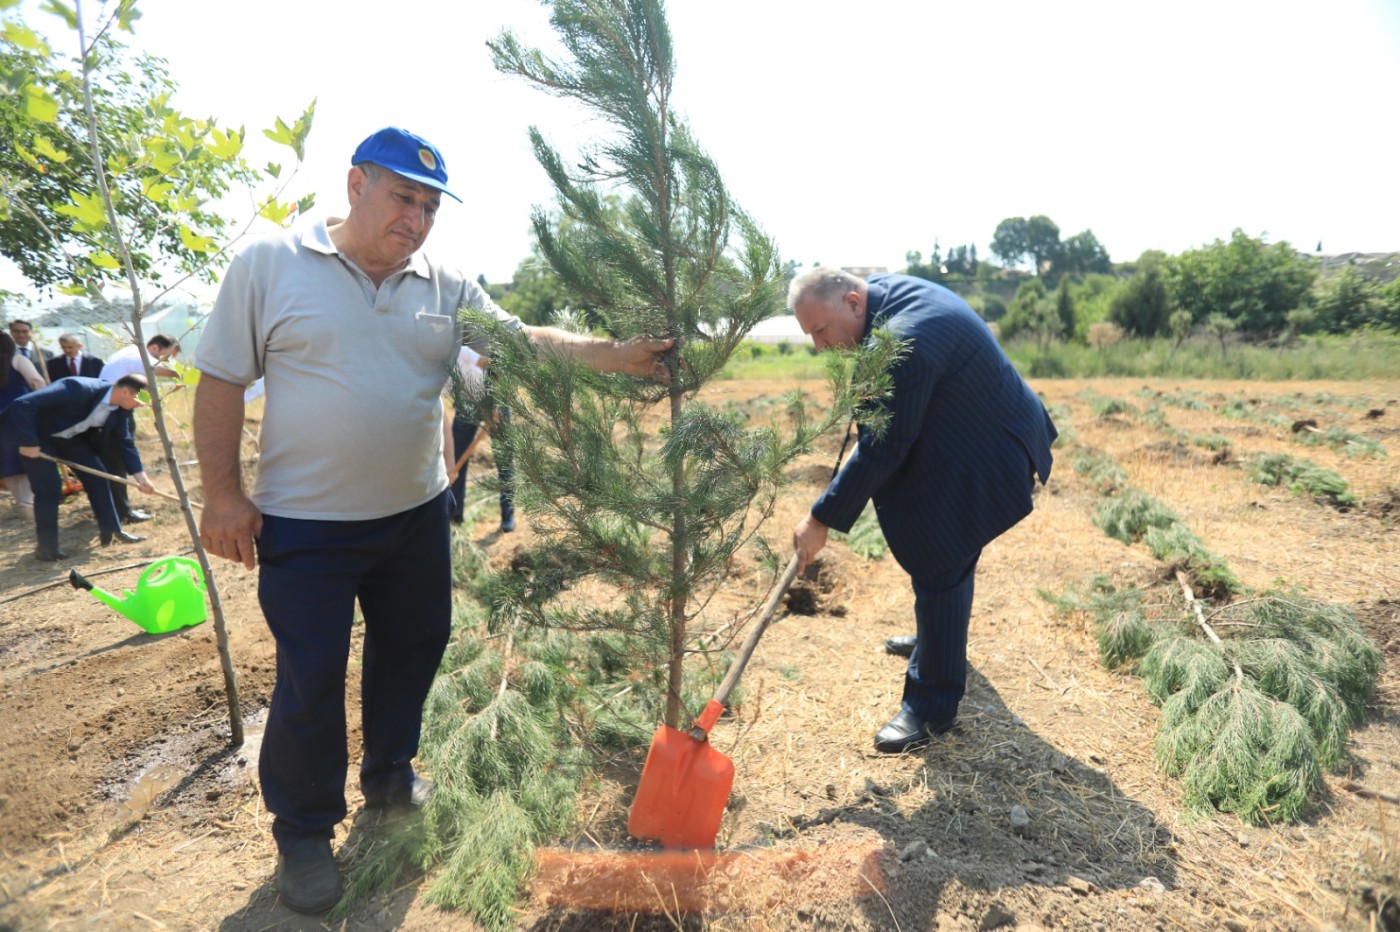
[449,408,513,524]
[900,549,982,726]
[255,490,453,852]
[23,433,121,551]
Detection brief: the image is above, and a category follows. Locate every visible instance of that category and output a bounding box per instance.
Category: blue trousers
[22,433,122,551]
[255,491,453,852]
[900,549,982,725]
[450,408,513,524]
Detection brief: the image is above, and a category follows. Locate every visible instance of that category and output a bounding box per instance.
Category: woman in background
[0,331,44,523]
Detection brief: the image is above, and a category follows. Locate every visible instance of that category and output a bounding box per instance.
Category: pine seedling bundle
[1047,577,1381,824]
[1246,452,1358,508]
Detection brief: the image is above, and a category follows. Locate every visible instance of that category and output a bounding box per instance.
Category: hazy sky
[5,0,1399,301]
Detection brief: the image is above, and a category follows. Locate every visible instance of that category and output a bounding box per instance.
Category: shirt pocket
[414,312,455,368]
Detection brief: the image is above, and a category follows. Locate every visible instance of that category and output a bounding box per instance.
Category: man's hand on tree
[614,336,675,381]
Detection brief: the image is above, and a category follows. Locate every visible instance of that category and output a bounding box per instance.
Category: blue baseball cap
[351,127,461,202]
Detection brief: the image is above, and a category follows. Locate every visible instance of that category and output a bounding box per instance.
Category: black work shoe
[873,710,954,754]
[122,509,153,523]
[364,775,434,815]
[35,547,69,562]
[100,529,146,545]
[276,837,342,914]
[884,635,917,658]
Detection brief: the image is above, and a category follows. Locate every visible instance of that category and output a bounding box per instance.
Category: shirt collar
[303,219,431,280]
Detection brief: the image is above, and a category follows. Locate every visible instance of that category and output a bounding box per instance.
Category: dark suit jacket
[0,376,143,474]
[47,353,105,382]
[810,274,1057,578]
[15,344,51,373]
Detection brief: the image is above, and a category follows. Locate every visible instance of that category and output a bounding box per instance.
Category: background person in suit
[789,267,1057,754]
[1,331,45,522]
[7,319,51,386]
[0,374,155,560]
[47,334,105,382]
[448,343,515,533]
[98,334,182,524]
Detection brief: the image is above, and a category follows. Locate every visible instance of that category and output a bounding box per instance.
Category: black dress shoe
[873,710,954,753]
[276,836,342,914]
[35,547,69,562]
[122,509,153,523]
[884,634,917,658]
[100,530,147,545]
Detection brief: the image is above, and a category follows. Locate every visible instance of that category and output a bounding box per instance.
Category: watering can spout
[69,568,131,617]
[69,558,208,635]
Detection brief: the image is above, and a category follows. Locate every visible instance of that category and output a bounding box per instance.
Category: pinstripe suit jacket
[0,377,143,474]
[810,275,1056,578]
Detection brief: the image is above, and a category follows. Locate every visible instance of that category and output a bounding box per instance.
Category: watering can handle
[688,553,801,740]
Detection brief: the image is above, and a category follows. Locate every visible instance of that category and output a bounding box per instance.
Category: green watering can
[69,557,208,634]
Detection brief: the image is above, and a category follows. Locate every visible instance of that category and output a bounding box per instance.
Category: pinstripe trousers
[900,549,982,725]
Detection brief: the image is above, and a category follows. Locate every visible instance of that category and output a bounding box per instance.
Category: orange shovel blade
[628,716,735,849]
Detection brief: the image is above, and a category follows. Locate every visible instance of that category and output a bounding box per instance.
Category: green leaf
[38,0,77,29]
[53,191,109,230]
[264,162,282,179]
[90,252,122,269]
[141,177,175,204]
[258,199,293,226]
[14,144,46,173]
[58,282,88,296]
[177,224,218,253]
[3,21,51,55]
[206,127,243,160]
[31,136,69,163]
[115,0,142,32]
[24,84,60,123]
[262,116,295,148]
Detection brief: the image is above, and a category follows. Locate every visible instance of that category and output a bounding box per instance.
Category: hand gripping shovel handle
[689,553,801,741]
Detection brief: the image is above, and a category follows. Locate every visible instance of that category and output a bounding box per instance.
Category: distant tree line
[481,210,1399,346]
[918,220,1400,347]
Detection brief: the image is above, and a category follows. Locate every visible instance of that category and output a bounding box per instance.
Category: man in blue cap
[194,127,672,914]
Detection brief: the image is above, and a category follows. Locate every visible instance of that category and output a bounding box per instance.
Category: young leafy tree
[1109,262,1170,336]
[1164,229,1316,335]
[1,0,313,743]
[482,0,898,730]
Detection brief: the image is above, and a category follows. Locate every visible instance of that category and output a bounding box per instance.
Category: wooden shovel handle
[695,553,801,735]
[38,452,197,508]
[449,424,489,481]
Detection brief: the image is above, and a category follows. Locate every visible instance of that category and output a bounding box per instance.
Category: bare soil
[1,378,1397,931]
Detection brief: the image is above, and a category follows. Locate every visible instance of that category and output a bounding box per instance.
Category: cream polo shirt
[197,220,522,520]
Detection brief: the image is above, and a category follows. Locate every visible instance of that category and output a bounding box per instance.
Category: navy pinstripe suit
[810,274,1056,724]
[0,377,143,552]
